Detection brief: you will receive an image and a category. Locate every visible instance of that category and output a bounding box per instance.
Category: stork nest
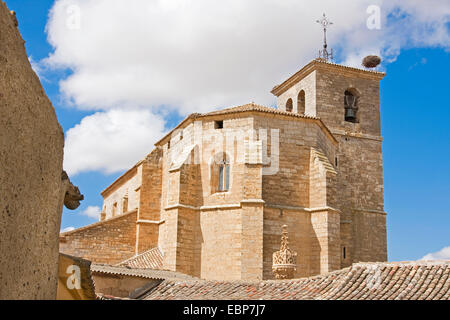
[362,55,381,68]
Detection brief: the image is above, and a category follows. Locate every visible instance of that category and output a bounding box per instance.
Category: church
[60,54,388,281]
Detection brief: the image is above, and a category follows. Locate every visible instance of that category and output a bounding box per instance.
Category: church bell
[345,107,357,122]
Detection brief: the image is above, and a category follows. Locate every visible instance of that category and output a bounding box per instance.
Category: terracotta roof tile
[117,247,163,270]
[140,261,450,300]
[202,102,319,119]
[90,264,196,280]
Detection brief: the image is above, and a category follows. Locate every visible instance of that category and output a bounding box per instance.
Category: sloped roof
[91,264,197,280]
[141,261,450,300]
[155,102,337,146]
[203,103,318,119]
[116,247,164,270]
[271,58,386,97]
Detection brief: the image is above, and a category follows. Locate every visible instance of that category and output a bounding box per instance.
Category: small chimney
[272,225,297,279]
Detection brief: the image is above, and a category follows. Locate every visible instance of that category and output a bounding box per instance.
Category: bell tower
[271,14,387,267]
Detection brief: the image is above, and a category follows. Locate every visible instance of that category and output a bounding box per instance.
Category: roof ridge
[116,246,164,270]
[352,260,450,267]
[313,58,386,75]
[202,102,320,120]
[60,209,137,237]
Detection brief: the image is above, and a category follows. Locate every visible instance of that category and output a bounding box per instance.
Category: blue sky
[5,0,450,262]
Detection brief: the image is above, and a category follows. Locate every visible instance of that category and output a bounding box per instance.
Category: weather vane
[316,13,334,62]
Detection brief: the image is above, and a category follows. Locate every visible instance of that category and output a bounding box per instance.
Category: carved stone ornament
[272,225,297,279]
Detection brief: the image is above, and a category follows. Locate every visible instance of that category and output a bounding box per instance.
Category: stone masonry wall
[336,134,385,265]
[263,208,312,279]
[102,166,142,219]
[59,211,137,264]
[314,67,386,266]
[199,208,243,280]
[136,223,159,255]
[139,147,163,221]
[351,209,387,263]
[253,115,337,209]
[176,207,201,277]
[277,71,317,116]
[315,69,381,136]
[136,148,163,254]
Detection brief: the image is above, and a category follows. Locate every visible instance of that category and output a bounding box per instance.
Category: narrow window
[344,90,359,123]
[112,202,117,217]
[219,165,224,191]
[297,90,305,114]
[213,152,230,192]
[218,160,230,191]
[100,206,106,221]
[167,140,171,149]
[215,120,224,129]
[285,98,293,112]
[335,157,338,167]
[122,196,128,214]
[343,247,346,259]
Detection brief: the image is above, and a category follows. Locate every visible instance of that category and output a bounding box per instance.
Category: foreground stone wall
[0,2,65,299]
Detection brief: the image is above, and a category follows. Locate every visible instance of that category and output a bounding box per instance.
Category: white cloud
[42,0,449,114]
[80,206,102,220]
[420,247,450,261]
[43,0,449,175]
[61,226,75,233]
[64,108,166,175]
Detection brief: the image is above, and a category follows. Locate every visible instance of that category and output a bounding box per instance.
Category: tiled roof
[91,264,197,280]
[141,261,450,300]
[202,103,319,119]
[271,58,385,96]
[117,247,163,270]
[313,58,386,75]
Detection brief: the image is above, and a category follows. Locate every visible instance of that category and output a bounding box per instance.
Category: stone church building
[60,58,387,281]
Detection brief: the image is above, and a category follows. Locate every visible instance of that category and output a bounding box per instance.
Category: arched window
[285,98,293,112]
[344,89,359,123]
[212,152,230,192]
[122,196,128,214]
[297,90,305,115]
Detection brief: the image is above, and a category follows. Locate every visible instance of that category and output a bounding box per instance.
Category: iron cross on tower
[316,13,334,61]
